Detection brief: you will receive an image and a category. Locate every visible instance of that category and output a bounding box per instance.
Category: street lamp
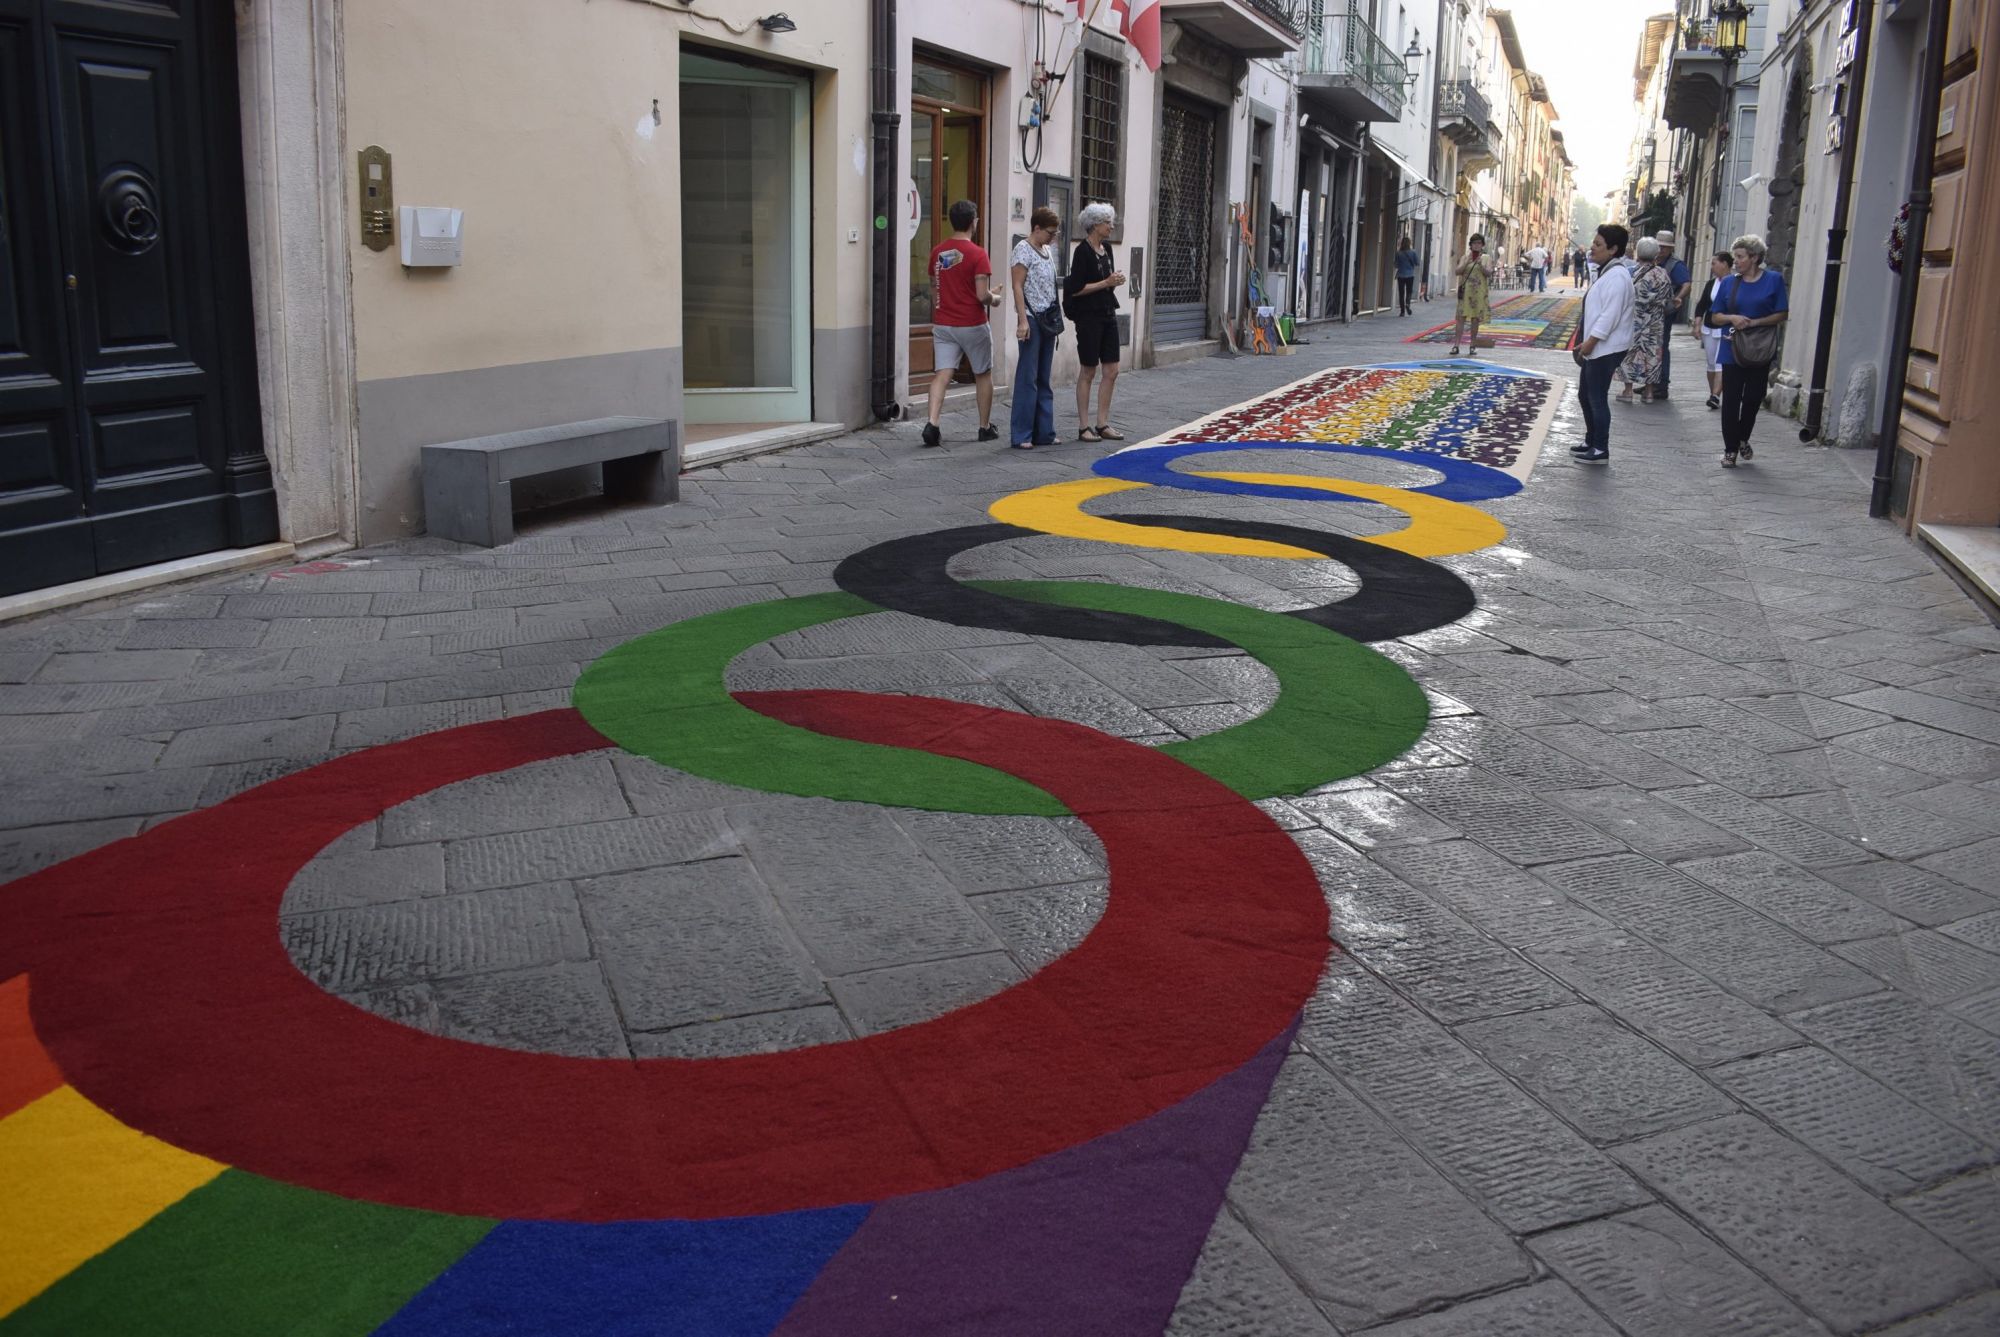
[1712,0,1751,59]
[1404,34,1423,90]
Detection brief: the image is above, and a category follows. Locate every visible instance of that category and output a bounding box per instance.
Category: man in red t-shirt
[922,200,1002,448]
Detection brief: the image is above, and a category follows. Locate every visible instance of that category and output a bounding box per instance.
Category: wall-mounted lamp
[757,12,797,32]
[1711,0,1751,59]
[1404,35,1423,89]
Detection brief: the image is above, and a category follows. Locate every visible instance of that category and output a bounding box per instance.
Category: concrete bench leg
[422,451,514,547]
[602,450,674,505]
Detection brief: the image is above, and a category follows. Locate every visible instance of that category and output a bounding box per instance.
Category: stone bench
[420,417,678,547]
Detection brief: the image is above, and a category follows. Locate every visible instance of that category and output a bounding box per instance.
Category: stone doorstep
[1919,524,2000,612]
[679,421,851,471]
[0,543,297,626]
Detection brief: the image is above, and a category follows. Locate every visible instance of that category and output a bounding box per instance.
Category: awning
[1367,139,1445,198]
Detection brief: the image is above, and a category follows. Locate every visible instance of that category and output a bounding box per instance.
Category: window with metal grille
[1079,53,1122,218]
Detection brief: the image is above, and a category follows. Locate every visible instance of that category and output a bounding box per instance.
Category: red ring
[8,691,1327,1221]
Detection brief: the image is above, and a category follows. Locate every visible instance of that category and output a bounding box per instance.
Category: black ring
[832,517,1475,648]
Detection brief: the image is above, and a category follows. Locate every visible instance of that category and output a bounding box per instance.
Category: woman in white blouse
[1008,207,1063,449]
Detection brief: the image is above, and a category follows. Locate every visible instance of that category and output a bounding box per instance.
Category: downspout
[1800,0,1876,441]
[1869,0,1950,515]
[869,0,904,420]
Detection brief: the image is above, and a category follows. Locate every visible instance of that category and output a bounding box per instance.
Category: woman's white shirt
[1012,240,1057,314]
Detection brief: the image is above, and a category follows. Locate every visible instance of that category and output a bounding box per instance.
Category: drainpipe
[869,0,904,421]
[1800,0,1876,442]
[1869,0,1950,516]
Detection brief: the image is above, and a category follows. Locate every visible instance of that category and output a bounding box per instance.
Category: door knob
[98,168,163,254]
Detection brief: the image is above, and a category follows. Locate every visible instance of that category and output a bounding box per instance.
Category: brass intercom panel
[358,146,394,251]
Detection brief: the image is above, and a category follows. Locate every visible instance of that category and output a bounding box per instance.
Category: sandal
[1008,441,1035,450]
[1079,427,1102,443]
[1095,425,1125,441]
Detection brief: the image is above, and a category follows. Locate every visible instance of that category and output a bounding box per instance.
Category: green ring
[571,581,1429,816]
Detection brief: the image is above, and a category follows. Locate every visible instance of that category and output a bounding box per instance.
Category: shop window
[1080,52,1123,225]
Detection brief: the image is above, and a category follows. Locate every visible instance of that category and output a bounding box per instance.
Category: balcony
[1663,25,1730,135]
[1439,79,1498,170]
[1299,8,1405,123]
[1158,0,1304,58]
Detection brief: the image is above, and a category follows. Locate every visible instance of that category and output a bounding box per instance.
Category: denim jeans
[1396,276,1415,312]
[1530,267,1546,292]
[1010,317,1058,446]
[1577,350,1621,451]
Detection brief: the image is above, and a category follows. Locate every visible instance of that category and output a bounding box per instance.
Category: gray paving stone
[97,682,385,735]
[284,839,446,913]
[1529,1205,1829,1337]
[1771,789,1998,861]
[0,817,144,880]
[1363,1281,1618,1337]
[1712,1047,1989,1194]
[1676,850,1907,943]
[0,769,210,830]
[1301,958,1648,1230]
[1296,830,1575,1022]
[827,951,1026,1036]
[1842,686,2000,746]
[0,680,164,714]
[1614,1114,1989,1333]
[1896,1170,2000,1275]
[1522,721,1705,788]
[33,649,203,682]
[0,651,50,683]
[283,882,593,992]
[117,617,268,649]
[379,753,626,845]
[1290,783,1458,850]
[1377,765,1628,864]
[1457,1004,1735,1143]
[1625,726,1831,797]
[381,663,579,707]
[1919,838,2000,897]
[1658,783,1874,867]
[1544,784,1752,861]
[1222,1053,1531,1331]
[0,713,95,747]
[1835,723,2000,781]
[1163,1208,1341,1337]
[444,811,736,892]
[727,801,1003,975]
[574,859,826,1031]
[157,714,335,769]
[893,810,1103,893]
[1527,926,1800,1066]
[1537,854,1881,1012]
[1821,861,2000,927]
[629,1006,852,1058]
[1370,838,1611,947]
[424,960,628,1057]
[1792,993,2000,1144]
[1833,930,2000,1004]
[1425,716,1608,788]
[1869,1291,2000,1337]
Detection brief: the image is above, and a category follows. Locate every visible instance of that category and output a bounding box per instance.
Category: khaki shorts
[931,323,993,376]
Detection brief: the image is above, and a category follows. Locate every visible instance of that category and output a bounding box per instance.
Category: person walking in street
[1065,202,1127,443]
[1571,224,1635,463]
[1561,249,1572,282]
[1707,233,1790,468]
[1526,241,1550,292]
[1691,250,1732,410]
[1449,234,1493,356]
[920,200,1002,449]
[1616,236,1671,404]
[1008,207,1063,450]
[1655,231,1692,398]
[1574,246,1591,289]
[1394,236,1420,316]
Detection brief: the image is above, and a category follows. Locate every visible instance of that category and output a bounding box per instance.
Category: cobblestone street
[6,299,2000,1334]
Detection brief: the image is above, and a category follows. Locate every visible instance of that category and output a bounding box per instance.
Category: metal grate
[1080,53,1122,212]
[1153,97,1216,340]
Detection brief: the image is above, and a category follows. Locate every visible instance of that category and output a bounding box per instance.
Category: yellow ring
[988,472,1506,559]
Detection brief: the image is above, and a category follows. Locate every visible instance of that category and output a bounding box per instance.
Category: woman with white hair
[1062,202,1127,442]
[1616,235,1672,403]
[1705,234,1790,467]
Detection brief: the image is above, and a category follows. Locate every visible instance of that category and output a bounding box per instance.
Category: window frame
[1072,37,1126,243]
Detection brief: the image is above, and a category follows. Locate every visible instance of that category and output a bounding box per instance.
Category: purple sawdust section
[770,1020,1298,1337]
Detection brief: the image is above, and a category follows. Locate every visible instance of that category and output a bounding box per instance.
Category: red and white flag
[1076,0,1163,72]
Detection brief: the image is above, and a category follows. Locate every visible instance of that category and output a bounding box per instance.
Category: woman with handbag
[1706,234,1790,468]
[1065,203,1127,443]
[1009,207,1064,449]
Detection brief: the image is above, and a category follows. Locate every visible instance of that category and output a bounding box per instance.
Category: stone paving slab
[5,312,2000,1331]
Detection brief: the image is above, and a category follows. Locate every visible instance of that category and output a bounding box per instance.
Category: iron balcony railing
[1439,78,1491,131]
[1244,0,1306,35]
[1302,7,1406,118]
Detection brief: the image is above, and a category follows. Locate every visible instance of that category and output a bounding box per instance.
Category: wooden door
[908,56,986,390]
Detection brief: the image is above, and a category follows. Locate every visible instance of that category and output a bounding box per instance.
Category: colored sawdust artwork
[1,360,1556,1334]
[1407,292,1585,349]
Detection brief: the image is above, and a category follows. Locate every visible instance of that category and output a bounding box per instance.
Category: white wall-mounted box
[400,206,463,267]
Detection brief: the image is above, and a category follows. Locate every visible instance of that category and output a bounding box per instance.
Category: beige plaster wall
[341,0,872,384]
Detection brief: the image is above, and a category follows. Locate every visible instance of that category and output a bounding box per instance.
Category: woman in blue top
[1705,234,1790,468]
[1394,236,1420,316]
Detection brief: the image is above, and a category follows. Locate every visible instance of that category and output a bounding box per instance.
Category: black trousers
[1720,361,1772,451]
[1396,276,1415,313]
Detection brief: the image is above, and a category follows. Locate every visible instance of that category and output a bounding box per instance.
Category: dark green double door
[0,0,274,598]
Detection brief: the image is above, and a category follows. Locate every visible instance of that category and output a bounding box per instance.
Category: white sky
[1497,0,1670,200]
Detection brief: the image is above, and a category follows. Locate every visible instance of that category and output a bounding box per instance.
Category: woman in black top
[1064,202,1127,442]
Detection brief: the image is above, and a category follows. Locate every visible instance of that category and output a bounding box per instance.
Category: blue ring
[1092,440,1524,505]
